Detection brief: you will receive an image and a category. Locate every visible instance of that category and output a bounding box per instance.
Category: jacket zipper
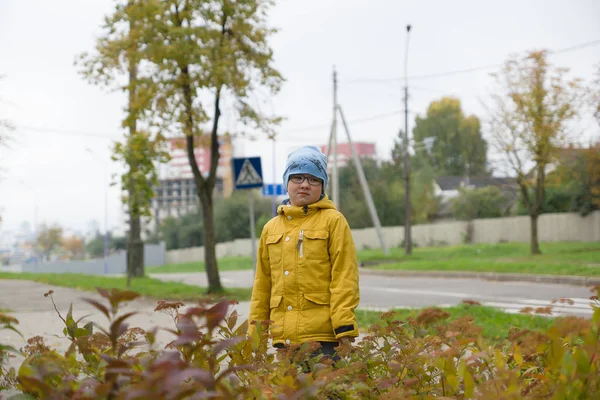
[297,230,304,258]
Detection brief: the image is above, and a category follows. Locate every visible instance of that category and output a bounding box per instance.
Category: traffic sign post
[233,157,263,189]
[233,157,263,270]
[261,183,287,197]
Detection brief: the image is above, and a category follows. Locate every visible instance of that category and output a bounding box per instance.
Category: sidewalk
[0,280,251,370]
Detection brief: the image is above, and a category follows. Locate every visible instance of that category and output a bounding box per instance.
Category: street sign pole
[249,191,257,269]
[232,157,264,271]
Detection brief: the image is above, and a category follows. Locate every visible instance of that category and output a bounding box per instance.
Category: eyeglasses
[289,175,322,186]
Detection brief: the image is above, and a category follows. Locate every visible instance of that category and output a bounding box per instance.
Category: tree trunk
[125,30,144,282]
[128,213,145,278]
[199,190,222,293]
[530,213,541,255]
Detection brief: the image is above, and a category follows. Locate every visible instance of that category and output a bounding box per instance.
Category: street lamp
[18,180,39,272]
[85,147,109,275]
[271,135,277,217]
[403,24,412,255]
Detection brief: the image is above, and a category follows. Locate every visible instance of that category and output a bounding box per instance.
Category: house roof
[435,176,516,191]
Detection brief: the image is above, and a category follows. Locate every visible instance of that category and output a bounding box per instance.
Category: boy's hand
[336,336,356,357]
[338,336,355,345]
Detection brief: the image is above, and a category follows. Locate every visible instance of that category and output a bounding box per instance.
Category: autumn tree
[78,1,169,282]
[338,159,438,229]
[412,97,488,176]
[452,186,510,221]
[592,64,600,126]
[86,232,108,259]
[0,76,13,226]
[0,75,13,193]
[586,142,600,210]
[62,235,85,260]
[488,50,584,254]
[36,224,63,261]
[0,78,11,150]
[141,0,283,292]
[547,142,600,215]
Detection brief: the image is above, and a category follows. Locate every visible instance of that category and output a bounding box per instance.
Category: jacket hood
[282,146,329,191]
[277,194,336,217]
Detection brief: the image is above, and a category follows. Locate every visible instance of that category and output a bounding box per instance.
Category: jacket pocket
[302,292,330,310]
[303,230,329,261]
[299,292,333,338]
[266,233,283,264]
[268,295,284,338]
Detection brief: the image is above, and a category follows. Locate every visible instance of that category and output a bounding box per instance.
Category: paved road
[151,270,596,317]
[0,280,251,393]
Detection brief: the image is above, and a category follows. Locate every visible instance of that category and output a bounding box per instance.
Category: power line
[343,39,600,84]
[15,108,416,143]
[279,109,417,135]
[552,39,600,54]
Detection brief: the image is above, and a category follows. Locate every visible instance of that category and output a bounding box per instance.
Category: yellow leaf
[514,344,524,366]
[281,374,295,388]
[463,369,475,398]
[495,349,506,370]
[446,373,460,392]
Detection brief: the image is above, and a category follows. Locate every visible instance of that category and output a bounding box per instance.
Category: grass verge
[148,256,253,274]
[355,304,556,344]
[361,242,600,276]
[374,258,600,276]
[0,272,252,302]
[359,241,600,263]
[151,242,600,276]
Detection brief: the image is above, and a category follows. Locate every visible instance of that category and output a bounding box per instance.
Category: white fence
[166,211,600,264]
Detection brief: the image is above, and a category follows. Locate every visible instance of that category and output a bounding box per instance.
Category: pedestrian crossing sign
[233,157,263,189]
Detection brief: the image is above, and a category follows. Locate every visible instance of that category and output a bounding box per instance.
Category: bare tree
[0,75,14,227]
[591,64,600,127]
[0,75,14,152]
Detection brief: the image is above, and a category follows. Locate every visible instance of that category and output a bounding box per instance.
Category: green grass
[0,272,252,302]
[362,242,600,276]
[150,242,600,277]
[148,256,253,274]
[376,258,600,276]
[358,241,600,263]
[356,304,556,344]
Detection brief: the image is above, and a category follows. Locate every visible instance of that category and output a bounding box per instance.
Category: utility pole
[331,66,339,209]
[403,24,412,255]
[271,136,277,217]
[326,67,389,254]
[338,107,389,255]
[249,190,257,269]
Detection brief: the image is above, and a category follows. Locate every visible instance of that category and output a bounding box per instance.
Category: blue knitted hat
[282,146,328,190]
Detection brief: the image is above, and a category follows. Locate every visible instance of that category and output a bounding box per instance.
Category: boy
[248,146,359,357]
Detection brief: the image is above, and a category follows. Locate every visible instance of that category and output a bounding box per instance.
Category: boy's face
[287,174,323,206]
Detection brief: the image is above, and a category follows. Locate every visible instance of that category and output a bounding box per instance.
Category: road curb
[359,268,600,287]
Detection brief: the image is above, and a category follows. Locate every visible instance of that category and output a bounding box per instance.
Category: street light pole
[18,180,39,272]
[332,66,339,209]
[272,136,277,217]
[86,147,109,274]
[403,24,413,255]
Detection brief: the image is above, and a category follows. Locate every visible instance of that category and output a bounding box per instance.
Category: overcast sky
[1,0,599,236]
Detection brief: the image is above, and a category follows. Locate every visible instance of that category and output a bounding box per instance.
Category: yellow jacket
[248,195,360,345]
